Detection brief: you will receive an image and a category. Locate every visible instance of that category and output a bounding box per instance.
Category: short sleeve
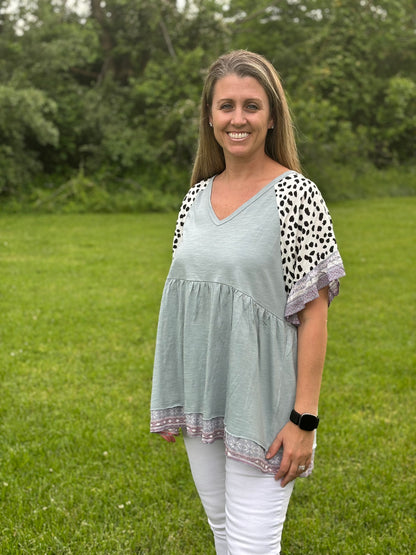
[275,173,345,325]
[172,179,209,256]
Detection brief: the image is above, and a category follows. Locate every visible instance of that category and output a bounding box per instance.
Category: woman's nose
[231,107,246,126]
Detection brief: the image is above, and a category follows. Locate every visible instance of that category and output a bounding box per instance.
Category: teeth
[228,132,249,139]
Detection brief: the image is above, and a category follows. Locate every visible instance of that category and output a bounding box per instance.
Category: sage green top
[150,171,345,474]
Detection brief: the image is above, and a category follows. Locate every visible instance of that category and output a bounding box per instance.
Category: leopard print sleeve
[275,172,346,325]
[172,179,209,256]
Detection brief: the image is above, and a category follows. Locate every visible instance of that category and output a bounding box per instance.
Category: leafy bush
[0,170,183,214]
[0,85,58,195]
[306,162,416,203]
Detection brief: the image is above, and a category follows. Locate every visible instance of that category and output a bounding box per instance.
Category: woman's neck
[220,155,287,189]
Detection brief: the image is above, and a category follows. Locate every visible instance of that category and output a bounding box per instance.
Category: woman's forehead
[212,74,268,100]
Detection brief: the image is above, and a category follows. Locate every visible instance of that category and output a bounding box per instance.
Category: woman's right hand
[160,432,176,442]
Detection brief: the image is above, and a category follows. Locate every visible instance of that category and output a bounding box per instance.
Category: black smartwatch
[290,409,320,431]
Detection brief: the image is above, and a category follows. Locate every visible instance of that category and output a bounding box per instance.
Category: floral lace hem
[285,250,345,326]
[150,407,313,477]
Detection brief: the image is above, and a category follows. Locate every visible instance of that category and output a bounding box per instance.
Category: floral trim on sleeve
[284,250,345,325]
[172,179,209,255]
[274,172,345,324]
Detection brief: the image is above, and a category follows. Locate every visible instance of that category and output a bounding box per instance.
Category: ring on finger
[297,464,306,472]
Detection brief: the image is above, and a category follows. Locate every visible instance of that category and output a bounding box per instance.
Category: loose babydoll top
[150,171,345,475]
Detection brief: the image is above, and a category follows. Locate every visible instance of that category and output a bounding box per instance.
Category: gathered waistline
[164,277,293,327]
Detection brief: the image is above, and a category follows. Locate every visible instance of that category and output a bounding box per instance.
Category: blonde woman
[151,50,345,554]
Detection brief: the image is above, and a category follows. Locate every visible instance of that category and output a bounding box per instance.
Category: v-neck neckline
[208,171,292,225]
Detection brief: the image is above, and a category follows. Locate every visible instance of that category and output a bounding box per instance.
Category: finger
[274,454,291,481]
[266,436,283,459]
[301,459,312,474]
[276,452,303,485]
[280,462,299,487]
[160,432,176,443]
[297,459,310,474]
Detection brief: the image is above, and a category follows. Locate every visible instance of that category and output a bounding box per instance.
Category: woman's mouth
[227,132,250,140]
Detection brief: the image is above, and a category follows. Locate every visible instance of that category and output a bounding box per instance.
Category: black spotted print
[274,173,337,295]
[172,179,209,255]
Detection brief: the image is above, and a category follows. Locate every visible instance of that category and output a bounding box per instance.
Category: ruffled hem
[285,250,346,326]
[150,407,314,477]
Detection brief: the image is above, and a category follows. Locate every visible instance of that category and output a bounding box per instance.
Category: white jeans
[183,435,295,555]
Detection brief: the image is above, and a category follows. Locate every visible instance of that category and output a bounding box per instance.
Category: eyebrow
[215,97,264,105]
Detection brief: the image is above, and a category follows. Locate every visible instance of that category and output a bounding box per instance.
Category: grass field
[0,198,415,554]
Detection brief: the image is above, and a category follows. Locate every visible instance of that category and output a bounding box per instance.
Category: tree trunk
[90,0,115,83]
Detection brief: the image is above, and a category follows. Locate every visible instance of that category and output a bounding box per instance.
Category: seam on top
[165,277,294,327]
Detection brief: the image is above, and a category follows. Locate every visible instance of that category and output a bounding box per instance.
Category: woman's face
[210,73,273,163]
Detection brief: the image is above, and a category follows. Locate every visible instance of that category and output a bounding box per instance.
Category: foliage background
[0,0,415,211]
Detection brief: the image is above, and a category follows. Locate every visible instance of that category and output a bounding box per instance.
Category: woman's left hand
[160,432,176,442]
[266,422,314,487]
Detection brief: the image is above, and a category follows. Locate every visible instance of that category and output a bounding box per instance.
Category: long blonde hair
[190,50,301,186]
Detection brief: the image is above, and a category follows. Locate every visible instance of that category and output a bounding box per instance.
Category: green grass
[0,199,415,554]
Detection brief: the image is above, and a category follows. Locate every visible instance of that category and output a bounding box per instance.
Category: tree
[0,85,58,194]
[226,0,416,168]
[0,0,414,202]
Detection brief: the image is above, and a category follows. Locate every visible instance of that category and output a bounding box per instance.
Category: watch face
[299,413,319,431]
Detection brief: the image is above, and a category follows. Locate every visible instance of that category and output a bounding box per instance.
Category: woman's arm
[266,286,329,487]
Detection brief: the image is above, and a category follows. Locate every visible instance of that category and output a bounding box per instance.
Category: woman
[150,50,345,554]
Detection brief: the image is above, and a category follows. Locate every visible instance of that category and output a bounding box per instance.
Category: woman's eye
[247,104,259,110]
[220,103,233,110]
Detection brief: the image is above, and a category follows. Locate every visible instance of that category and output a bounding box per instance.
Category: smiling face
[210,73,274,164]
